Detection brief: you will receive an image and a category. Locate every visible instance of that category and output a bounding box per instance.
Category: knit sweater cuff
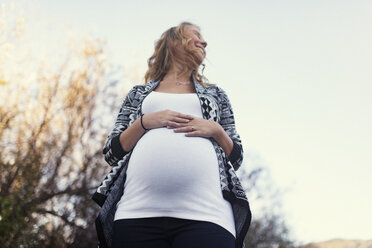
[227,140,241,165]
[111,133,129,159]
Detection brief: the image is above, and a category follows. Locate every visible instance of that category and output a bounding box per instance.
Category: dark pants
[112,216,235,248]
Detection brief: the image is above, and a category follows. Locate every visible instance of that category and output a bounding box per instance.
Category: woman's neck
[163,64,193,83]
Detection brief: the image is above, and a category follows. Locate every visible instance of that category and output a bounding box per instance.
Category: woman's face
[184,25,208,59]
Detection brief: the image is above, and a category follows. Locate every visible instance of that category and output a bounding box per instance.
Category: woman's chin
[195,52,205,64]
[185,49,205,65]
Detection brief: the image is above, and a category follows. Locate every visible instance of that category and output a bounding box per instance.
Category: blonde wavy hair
[144,22,214,87]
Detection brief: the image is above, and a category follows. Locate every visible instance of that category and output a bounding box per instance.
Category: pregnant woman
[92,21,252,248]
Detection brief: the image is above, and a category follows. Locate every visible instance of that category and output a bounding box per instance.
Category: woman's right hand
[141,110,194,130]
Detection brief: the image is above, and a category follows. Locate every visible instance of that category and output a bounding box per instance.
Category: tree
[237,157,295,248]
[0,3,122,247]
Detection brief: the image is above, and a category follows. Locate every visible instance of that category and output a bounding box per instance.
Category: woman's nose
[201,40,207,48]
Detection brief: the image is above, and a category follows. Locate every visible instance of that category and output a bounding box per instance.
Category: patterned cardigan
[92,75,252,248]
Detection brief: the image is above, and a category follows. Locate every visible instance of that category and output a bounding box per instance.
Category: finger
[173,126,193,132]
[173,127,187,132]
[172,123,188,128]
[173,117,192,123]
[185,131,200,137]
[183,114,194,120]
[175,113,194,120]
[166,121,181,128]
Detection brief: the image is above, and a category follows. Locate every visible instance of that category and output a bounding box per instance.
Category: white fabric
[114,90,236,237]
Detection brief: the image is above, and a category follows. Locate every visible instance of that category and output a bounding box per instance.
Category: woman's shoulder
[131,83,148,90]
[204,83,228,97]
[126,82,151,94]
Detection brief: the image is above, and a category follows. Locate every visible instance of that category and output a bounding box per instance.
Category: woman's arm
[216,86,244,171]
[102,87,141,166]
[212,126,234,157]
[118,117,146,153]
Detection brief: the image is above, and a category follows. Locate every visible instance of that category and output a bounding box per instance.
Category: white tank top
[114,90,236,237]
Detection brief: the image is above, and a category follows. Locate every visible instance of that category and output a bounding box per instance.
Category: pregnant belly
[124,127,220,198]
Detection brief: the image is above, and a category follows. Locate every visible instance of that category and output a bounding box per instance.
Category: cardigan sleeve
[216,86,244,171]
[102,86,138,166]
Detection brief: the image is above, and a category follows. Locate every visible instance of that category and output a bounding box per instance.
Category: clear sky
[5,0,372,244]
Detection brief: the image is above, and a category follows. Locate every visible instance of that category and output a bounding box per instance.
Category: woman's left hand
[168,116,222,139]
